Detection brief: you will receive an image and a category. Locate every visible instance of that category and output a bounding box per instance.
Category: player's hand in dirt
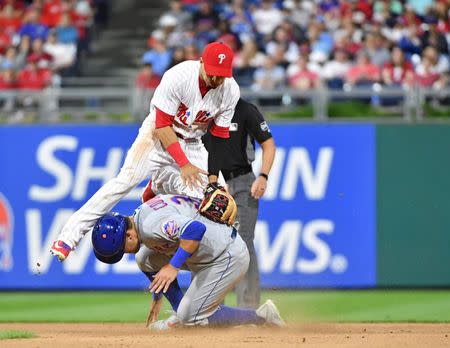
[251,175,268,199]
[146,296,164,327]
[150,264,179,294]
[180,163,208,190]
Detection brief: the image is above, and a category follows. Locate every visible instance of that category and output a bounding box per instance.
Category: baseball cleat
[256,299,286,327]
[148,312,180,331]
[50,240,72,261]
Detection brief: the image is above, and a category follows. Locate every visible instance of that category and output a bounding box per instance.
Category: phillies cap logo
[0,192,14,271]
[218,53,226,64]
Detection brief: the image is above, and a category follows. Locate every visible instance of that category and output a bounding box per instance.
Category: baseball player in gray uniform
[91,193,285,329]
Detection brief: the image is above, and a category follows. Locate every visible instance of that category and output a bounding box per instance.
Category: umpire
[203,98,276,309]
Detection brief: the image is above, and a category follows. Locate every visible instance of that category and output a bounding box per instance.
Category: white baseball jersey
[57,60,239,249]
[134,194,249,324]
[150,60,240,139]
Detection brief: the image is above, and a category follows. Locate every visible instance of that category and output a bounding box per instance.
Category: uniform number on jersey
[171,195,201,209]
[146,197,168,211]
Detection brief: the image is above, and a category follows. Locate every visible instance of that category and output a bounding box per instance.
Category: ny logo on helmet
[218,53,226,64]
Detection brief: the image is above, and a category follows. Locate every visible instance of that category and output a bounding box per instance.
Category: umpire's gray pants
[227,171,261,309]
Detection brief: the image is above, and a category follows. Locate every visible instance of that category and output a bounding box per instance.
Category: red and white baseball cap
[202,42,234,77]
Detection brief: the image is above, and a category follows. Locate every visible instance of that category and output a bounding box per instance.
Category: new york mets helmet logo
[161,220,180,240]
[0,192,14,271]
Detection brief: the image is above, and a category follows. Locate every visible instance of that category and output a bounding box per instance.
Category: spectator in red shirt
[17,54,52,90]
[0,66,16,89]
[135,63,161,90]
[414,46,448,88]
[41,0,63,28]
[0,4,22,35]
[381,47,414,87]
[0,29,12,55]
[287,55,320,90]
[340,0,372,23]
[29,38,54,69]
[346,51,381,87]
[0,0,25,17]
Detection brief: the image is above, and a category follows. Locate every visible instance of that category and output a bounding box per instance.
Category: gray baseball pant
[227,171,261,309]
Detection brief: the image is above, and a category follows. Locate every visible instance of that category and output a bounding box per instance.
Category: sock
[208,305,265,326]
[143,272,184,311]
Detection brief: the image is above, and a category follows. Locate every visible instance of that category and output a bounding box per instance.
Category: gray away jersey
[133,194,236,268]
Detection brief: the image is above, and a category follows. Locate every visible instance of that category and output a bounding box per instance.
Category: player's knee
[176,301,195,325]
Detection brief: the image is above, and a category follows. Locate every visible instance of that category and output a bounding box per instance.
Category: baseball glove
[199,183,237,226]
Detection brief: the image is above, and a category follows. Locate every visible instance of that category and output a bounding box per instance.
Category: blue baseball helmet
[91,212,128,264]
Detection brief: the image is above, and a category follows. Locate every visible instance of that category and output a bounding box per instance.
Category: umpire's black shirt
[203,98,272,179]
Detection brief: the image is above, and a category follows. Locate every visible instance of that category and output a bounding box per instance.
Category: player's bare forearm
[260,138,276,175]
[251,138,276,199]
[154,126,178,148]
[180,239,200,254]
[150,240,199,294]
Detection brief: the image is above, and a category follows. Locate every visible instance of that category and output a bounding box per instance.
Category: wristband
[169,247,192,269]
[166,142,189,168]
[259,173,269,180]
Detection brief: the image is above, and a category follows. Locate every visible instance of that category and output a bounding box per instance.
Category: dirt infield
[0,323,449,347]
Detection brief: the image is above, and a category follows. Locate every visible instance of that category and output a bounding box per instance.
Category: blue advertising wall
[0,124,376,289]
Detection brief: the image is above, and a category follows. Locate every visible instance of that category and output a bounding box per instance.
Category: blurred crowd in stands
[137,0,450,95]
[0,0,109,91]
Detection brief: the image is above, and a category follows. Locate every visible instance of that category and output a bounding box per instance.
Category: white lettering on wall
[29,136,77,201]
[72,148,123,200]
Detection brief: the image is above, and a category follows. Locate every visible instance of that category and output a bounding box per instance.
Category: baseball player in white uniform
[91,193,285,329]
[51,42,240,261]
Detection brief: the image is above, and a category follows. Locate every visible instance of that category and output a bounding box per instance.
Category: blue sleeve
[180,220,206,241]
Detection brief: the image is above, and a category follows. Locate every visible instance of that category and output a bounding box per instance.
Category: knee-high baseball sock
[207,305,265,326]
[144,272,183,311]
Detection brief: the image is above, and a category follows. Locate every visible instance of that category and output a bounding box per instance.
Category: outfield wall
[0,124,448,289]
[376,125,450,287]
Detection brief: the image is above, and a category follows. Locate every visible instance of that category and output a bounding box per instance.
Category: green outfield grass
[0,330,35,340]
[0,290,449,323]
